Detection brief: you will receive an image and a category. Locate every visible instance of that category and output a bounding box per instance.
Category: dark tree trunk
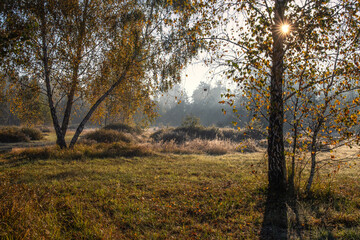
[306,122,322,193]
[40,1,66,149]
[60,0,88,138]
[69,62,133,148]
[60,75,77,137]
[289,119,298,195]
[306,138,317,193]
[268,0,287,194]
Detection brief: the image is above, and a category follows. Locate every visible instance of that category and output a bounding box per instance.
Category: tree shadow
[260,190,288,240]
[260,186,307,240]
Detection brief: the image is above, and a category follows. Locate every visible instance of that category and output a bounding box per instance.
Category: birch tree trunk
[268,0,288,194]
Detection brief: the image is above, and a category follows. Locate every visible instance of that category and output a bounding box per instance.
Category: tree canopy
[1,0,201,148]
[194,0,360,193]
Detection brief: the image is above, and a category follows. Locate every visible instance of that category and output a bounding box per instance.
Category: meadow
[0,126,359,239]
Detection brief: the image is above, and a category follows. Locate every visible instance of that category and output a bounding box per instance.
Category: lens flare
[281,24,290,34]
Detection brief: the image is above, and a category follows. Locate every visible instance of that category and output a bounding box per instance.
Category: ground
[0,128,359,239]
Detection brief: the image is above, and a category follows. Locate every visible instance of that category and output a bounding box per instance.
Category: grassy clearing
[0,153,267,239]
[0,147,359,239]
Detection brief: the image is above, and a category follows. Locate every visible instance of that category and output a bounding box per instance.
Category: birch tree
[2,0,200,148]
[198,0,360,194]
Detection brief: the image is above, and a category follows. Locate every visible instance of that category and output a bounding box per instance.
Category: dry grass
[236,139,259,153]
[145,138,265,155]
[0,148,359,239]
[7,142,153,161]
[0,152,268,239]
[1,127,360,239]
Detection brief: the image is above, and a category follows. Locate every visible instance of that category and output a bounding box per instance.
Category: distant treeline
[153,82,257,128]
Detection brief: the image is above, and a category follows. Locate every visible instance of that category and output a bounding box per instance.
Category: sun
[281,24,290,34]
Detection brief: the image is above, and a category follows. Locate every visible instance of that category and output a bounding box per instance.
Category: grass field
[1,145,360,239]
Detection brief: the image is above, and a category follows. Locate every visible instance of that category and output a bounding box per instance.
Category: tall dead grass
[142,138,264,155]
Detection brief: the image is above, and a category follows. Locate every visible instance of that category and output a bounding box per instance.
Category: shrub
[148,138,234,155]
[242,129,266,140]
[236,139,259,153]
[151,126,221,143]
[149,129,165,142]
[102,143,151,158]
[103,123,142,134]
[20,127,43,140]
[181,115,201,128]
[220,128,238,140]
[16,147,52,160]
[39,126,51,133]
[150,128,188,144]
[82,129,132,143]
[160,131,189,144]
[197,126,220,140]
[174,126,199,139]
[205,145,228,155]
[150,128,172,141]
[0,126,44,143]
[257,139,268,148]
[10,143,152,161]
[219,128,266,142]
[150,126,266,145]
[152,140,194,154]
[78,138,97,145]
[0,127,30,143]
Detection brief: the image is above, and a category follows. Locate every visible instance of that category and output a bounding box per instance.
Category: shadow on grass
[260,186,313,240]
[260,190,288,240]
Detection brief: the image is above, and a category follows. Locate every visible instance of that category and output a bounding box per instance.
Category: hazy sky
[181,62,209,96]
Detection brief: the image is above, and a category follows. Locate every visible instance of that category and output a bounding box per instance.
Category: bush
[0,127,30,143]
[150,126,266,145]
[82,129,132,143]
[242,129,266,140]
[205,146,228,155]
[101,143,151,158]
[0,126,44,143]
[219,128,266,142]
[198,126,220,140]
[20,127,43,140]
[103,123,142,134]
[181,115,201,128]
[161,131,189,144]
[150,128,188,144]
[10,143,152,161]
[150,126,221,143]
[16,147,52,160]
[176,126,219,140]
[39,126,51,133]
[149,138,233,155]
[257,139,268,148]
[220,128,238,140]
[236,139,259,153]
[150,128,173,142]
